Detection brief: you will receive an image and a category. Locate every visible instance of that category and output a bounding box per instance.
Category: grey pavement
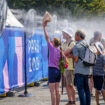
[0,81,105,105]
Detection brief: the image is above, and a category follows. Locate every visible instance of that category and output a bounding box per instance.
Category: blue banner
[0,27,48,95]
[26,29,48,84]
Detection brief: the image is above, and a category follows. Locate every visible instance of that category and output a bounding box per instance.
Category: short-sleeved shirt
[62,40,75,70]
[48,42,65,69]
[72,40,90,75]
[93,54,105,76]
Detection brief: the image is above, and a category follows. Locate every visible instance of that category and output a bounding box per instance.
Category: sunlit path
[0,81,105,105]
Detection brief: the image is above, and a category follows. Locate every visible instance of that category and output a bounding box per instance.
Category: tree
[7,0,105,18]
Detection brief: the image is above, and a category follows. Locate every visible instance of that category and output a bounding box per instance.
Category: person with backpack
[43,21,65,105]
[89,31,102,97]
[72,30,91,105]
[93,42,105,105]
[62,28,76,105]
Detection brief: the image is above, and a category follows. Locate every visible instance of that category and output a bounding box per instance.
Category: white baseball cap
[95,42,104,54]
[62,28,73,37]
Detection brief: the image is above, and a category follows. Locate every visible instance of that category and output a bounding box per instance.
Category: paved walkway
[0,81,105,105]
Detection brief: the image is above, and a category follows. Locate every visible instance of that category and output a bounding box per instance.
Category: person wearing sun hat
[93,42,105,105]
[62,28,73,37]
[62,28,76,105]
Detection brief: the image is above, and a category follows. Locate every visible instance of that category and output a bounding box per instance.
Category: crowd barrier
[0,27,48,95]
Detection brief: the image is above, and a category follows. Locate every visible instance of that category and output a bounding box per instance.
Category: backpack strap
[68,40,73,47]
[68,40,75,68]
[80,43,89,48]
[78,43,89,61]
[79,56,83,61]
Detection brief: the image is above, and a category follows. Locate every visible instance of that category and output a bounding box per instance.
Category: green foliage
[7,0,105,18]
[59,59,65,74]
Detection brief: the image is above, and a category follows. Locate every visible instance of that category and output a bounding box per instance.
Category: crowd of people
[43,21,105,105]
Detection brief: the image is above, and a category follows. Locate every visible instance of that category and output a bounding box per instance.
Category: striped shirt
[93,54,105,76]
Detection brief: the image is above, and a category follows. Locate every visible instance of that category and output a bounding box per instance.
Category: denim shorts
[48,67,61,83]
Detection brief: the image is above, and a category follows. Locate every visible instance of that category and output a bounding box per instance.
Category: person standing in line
[62,28,76,105]
[93,42,105,105]
[43,21,65,105]
[89,31,102,97]
[72,30,91,105]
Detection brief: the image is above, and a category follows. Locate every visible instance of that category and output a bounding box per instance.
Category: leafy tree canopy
[7,0,105,18]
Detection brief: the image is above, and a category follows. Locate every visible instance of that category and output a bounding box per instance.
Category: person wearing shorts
[89,31,102,97]
[93,42,105,105]
[43,21,65,105]
[62,28,76,105]
[48,67,61,83]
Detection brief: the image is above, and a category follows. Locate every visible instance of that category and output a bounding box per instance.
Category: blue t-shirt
[93,54,105,76]
[72,40,90,75]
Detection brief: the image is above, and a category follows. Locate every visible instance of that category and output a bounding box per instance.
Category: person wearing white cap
[93,42,105,105]
[62,28,76,105]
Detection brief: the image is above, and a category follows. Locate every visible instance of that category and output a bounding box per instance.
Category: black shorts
[48,67,61,83]
[93,75,104,91]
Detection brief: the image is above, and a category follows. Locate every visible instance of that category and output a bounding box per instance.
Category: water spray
[0,0,7,35]
[24,9,37,38]
[19,9,37,97]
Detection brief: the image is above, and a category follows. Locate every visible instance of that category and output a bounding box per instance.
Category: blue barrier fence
[0,27,48,95]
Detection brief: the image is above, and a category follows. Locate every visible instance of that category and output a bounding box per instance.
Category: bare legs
[66,85,76,102]
[89,77,94,96]
[49,82,60,105]
[95,89,105,105]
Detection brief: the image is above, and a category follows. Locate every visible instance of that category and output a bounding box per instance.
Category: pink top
[48,42,65,69]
